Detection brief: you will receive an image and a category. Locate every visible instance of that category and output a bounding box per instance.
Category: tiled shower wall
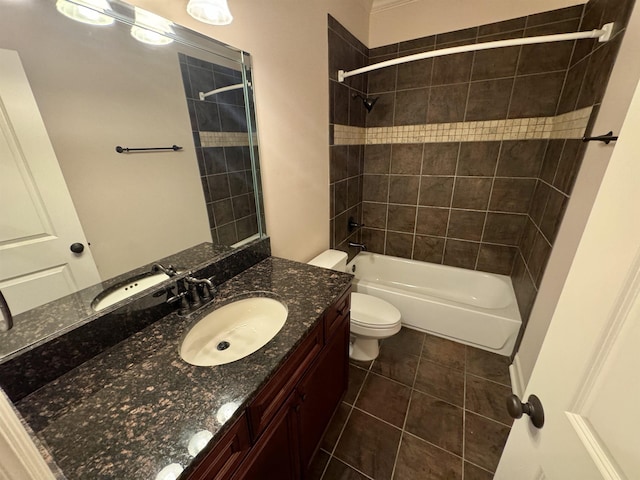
[358,4,589,276]
[179,54,259,246]
[328,17,367,258]
[328,0,633,350]
[511,0,634,340]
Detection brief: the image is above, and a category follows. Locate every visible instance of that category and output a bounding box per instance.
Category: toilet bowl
[308,250,401,361]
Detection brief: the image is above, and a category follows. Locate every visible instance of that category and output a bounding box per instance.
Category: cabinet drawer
[186,413,251,480]
[247,321,323,442]
[324,286,351,341]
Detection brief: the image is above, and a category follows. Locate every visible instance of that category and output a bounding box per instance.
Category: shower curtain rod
[338,23,614,82]
[199,82,251,101]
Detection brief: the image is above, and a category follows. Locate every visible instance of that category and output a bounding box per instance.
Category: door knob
[507,394,545,429]
[70,242,85,254]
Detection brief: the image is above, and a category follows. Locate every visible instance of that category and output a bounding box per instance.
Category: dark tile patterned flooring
[310,328,512,480]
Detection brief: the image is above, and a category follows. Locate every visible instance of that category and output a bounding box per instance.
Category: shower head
[352,93,379,113]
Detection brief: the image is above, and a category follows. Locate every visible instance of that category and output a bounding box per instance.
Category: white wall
[369,0,585,47]
[515,4,640,385]
[127,0,371,262]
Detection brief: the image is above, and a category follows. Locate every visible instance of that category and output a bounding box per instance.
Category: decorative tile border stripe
[199,132,257,147]
[333,106,593,145]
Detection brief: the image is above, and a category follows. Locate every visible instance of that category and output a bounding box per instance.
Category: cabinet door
[246,321,323,441]
[297,317,349,473]
[232,392,300,480]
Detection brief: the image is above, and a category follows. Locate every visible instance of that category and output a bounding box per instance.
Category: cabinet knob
[301,393,307,402]
[294,405,301,413]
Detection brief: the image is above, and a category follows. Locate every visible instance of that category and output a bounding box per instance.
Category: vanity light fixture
[131,7,174,45]
[55,0,114,26]
[187,0,233,25]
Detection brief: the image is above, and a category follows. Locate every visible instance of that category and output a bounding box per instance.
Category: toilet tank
[307,250,348,272]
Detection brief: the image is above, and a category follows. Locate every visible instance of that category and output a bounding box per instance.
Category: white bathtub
[347,252,521,356]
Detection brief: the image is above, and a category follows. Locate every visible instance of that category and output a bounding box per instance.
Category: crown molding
[370,0,419,14]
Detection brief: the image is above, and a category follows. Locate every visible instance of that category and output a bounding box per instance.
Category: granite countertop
[0,242,233,362]
[15,256,352,480]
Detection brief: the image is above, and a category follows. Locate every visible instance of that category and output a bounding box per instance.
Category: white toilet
[308,250,402,361]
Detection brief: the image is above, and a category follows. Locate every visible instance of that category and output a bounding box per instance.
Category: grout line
[464,458,497,476]
[366,367,417,389]
[390,334,424,479]
[401,429,466,461]
[323,365,373,478]
[465,371,513,389]
[464,407,514,429]
[410,144,426,260]
[476,140,504,269]
[342,461,376,480]
[549,138,568,188]
[504,37,523,125]
[329,334,513,479]
[350,405,405,431]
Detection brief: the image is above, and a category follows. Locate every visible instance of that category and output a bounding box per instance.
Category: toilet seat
[351,293,401,329]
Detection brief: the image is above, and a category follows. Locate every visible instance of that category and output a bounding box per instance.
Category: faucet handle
[167,290,190,315]
[348,216,365,232]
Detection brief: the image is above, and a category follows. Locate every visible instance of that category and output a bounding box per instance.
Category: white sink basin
[180,296,288,367]
[92,272,172,311]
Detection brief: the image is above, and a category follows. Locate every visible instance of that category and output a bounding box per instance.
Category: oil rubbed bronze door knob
[70,242,85,254]
[507,394,545,429]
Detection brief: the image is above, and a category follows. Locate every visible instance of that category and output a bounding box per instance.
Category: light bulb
[55,0,114,26]
[131,7,174,46]
[187,0,233,25]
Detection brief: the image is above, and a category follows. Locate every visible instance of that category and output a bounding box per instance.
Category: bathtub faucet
[349,242,367,251]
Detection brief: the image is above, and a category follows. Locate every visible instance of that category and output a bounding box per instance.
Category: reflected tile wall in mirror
[179,54,259,246]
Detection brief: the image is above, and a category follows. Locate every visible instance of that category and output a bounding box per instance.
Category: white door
[0,49,100,315]
[495,77,640,478]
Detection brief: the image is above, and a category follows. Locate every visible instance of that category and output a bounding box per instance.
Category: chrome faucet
[0,290,13,332]
[348,242,367,251]
[151,263,177,277]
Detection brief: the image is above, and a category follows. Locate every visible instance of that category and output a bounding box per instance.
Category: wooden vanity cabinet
[231,391,300,480]
[297,318,349,473]
[185,286,350,480]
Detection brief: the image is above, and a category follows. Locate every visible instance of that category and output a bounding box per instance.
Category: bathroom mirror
[0,0,265,343]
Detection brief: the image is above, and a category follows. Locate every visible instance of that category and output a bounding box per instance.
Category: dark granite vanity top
[15,256,352,480]
[0,242,233,362]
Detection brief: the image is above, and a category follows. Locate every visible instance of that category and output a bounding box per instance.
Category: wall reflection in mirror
[0,0,265,319]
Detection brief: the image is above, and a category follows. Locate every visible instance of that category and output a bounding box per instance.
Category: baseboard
[509,353,526,397]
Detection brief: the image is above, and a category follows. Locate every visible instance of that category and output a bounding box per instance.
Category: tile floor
[309,328,513,480]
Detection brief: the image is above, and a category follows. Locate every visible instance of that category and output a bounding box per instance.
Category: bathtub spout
[349,242,367,251]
